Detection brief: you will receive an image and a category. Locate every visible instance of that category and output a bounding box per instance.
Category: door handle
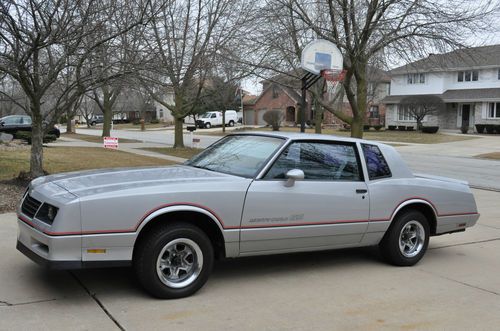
[356,189,367,194]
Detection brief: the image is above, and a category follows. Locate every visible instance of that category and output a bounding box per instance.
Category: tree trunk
[314,98,322,134]
[30,113,45,178]
[102,101,113,137]
[66,119,72,133]
[222,111,226,133]
[351,114,364,138]
[173,117,184,148]
[352,64,368,138]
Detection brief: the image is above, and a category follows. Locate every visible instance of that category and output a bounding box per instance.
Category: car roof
[230,131,382,146]
[1,115,29,119]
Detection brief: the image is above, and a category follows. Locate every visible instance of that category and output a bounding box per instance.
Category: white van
[196,110,238,129]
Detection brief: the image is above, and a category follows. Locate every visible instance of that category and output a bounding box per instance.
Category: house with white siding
[383,44,500,132]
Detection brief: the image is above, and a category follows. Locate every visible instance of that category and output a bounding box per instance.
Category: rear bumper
[436,213,480,235]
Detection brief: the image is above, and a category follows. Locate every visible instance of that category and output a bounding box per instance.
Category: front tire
[204,122,211,129]
[228,120,235,127]
[379,210,429,266]
[134,223,214,299]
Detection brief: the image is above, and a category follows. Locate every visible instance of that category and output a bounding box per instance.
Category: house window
[457,70,479,82]
[398,106,412,121]
[407,73,425,84]
[498,68,500,80]
[488,103,500,118]
[369,106,379,118]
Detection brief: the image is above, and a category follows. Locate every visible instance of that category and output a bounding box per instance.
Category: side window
[264,142,362,181]
[211,113,217,118]
[21,116,32,124]
[362,144,392,180]
[2,116,20,125]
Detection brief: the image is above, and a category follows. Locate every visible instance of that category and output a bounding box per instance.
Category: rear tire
[134,222,214,299]
[228,120,235,127]
[379,210,429,266]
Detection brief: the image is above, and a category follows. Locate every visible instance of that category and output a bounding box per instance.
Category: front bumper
[16,240,82,269]
[17,218,131,269]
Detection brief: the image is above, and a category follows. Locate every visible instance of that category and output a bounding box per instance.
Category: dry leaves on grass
[0,179,27,213]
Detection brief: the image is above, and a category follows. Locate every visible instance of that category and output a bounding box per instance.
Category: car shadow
[19,245,451,299]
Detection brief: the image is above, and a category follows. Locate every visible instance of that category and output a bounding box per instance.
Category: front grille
[21,195,42,218]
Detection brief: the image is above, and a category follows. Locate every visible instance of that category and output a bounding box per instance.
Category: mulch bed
[0,178,28,213]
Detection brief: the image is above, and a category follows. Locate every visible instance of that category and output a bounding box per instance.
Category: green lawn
[140,147,203,160]
[0,147,175,180]
[198,127,477,144]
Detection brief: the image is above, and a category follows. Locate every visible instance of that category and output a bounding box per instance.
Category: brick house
[244,74,312,126]
[383,44,500,131]
[245,68,390,127]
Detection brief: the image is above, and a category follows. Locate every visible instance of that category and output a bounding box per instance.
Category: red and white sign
[103,137,119,149]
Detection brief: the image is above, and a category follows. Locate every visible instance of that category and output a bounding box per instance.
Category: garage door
[257,109,267,125]
[244,110,255,125]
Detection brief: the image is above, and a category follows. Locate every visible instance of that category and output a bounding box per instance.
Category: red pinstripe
[17,197,478,236]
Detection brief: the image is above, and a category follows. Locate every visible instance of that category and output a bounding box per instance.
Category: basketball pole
[300,76,307,133]
[300,72,321,133]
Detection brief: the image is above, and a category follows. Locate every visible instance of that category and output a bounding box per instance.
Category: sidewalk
[54,136,188,163]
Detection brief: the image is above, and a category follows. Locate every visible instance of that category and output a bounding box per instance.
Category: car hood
[31,165,241,198]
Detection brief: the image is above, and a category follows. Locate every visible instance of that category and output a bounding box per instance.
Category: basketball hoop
[321,69,346,101]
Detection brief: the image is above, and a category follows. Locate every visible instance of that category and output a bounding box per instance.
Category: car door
[240,140,369,254]
[1,116,22,134]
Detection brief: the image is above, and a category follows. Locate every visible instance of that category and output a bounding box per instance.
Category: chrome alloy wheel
[156,238,203,288]
[398,221,425,258]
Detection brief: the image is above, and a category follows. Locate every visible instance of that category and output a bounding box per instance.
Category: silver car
[17,132,479,298]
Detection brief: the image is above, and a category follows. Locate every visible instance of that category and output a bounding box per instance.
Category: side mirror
[284,169,304,187]
[0,121,4,127]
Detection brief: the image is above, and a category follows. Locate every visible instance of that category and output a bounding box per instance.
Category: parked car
[196,110,238,129]
[0,115,60,138]
[89,115,104,126]
[17,132,479,299]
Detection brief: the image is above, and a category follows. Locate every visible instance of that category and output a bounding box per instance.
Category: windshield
[186,135,285,178]
[201,113,212,118]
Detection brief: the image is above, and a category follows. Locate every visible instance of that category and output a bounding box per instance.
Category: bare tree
[78,94,98,128]
[0,0,147,177]
[263,110,284,131]
[141,0,255,147]
[257,0,499,137]
[399,95,444,130]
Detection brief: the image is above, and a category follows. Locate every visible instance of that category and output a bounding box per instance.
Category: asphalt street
[1,188,499,330]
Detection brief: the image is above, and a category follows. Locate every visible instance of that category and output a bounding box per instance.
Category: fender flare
[389,198,438,223]
[135,203,227,234]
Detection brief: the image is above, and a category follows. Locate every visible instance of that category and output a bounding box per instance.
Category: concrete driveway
[1,189,500,330]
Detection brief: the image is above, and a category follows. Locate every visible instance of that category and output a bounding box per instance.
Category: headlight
[35,203,59,225]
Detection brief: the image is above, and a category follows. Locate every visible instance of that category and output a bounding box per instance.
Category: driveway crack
[430,237,500,250]
[70,272,125,331]
[418,269,500,297]
[0,298,57,307]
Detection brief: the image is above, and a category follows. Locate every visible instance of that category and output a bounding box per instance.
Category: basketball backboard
[301,39,343,75]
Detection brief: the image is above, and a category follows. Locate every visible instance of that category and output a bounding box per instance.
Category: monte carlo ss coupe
[17,132,479,298]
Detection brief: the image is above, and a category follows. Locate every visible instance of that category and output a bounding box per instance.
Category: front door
[461,104,471,127]
[240,141,369,254]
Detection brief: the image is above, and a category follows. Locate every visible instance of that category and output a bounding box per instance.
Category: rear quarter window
[362,144,392,180]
